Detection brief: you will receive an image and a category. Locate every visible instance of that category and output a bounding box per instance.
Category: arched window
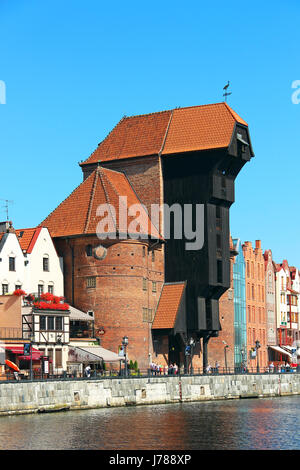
[43,254,49,272]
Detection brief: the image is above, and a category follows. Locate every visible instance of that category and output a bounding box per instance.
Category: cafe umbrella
[5,360,20,372]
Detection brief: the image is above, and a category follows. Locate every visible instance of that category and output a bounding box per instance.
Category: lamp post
[29,332,34,381]
[189,338,196,375]
[241,348,245,373]
[223,343,229,373]
[122,336,128,377]
[255,340,261,373]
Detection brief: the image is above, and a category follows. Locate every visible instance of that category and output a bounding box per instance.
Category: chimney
[255,240,261,250]
[0,221,10,233]
[0,221,15,233]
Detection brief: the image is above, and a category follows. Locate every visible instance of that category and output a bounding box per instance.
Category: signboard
[42,356,49,374]
[118,345,124,357]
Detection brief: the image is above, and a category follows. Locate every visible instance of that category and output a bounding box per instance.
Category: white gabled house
[0,222,26,295]
[16,226,64,297]
[0,221,64,297]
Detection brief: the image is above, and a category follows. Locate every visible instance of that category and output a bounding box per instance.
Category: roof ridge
[27,226,42,254]
[97,167,118,233]
[83,169,98,233]
[125,102,228,118]
[223,102,248,126]
[158,109,174,156]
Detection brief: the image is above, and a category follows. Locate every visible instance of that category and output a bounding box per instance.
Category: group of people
[205,361,220,374]
[149,362,179,375]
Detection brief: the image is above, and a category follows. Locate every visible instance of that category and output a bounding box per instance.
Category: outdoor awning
[69,306,94,321]
[269,345,292,358]
[4,345,42,361]
[68,346,122,363]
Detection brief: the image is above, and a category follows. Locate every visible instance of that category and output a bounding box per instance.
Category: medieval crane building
[41,102,254,370]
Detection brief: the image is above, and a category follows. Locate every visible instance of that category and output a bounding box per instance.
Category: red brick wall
[55,236,164,370]
[243,240,268,369]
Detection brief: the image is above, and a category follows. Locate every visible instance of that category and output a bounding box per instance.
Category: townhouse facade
[264,249,277,346]
[232,238,247,368]
[0,222,63,297]
[243,240,268,369]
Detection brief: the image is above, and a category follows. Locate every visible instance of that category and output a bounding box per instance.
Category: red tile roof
[152,282,185,330]
[15,227,42,254]
[40,166,162,240]
[81,102,248,165]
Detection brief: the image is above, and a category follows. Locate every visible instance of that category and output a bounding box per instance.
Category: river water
[0,395,300,450]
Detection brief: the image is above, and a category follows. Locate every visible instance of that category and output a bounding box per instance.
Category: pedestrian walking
[84,365,91,378]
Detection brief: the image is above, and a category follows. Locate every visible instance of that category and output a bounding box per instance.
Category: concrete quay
[0,373,299,416]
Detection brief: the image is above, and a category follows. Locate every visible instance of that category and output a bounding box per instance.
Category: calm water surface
[0,396,300,450]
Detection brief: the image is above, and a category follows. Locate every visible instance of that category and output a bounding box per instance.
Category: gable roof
[152,282,186,330]
[40,166,162,240]
[15,227,43,254]
[81,102,248,165]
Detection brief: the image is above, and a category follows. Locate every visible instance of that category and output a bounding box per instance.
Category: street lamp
[241,348,245,373]
[29,332,34,381]
[189,338,196,375]
[122,336,129,377]
[223,341,229,373]
[255,340,261,373]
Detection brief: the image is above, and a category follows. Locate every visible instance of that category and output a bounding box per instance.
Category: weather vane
[223,81,232,102]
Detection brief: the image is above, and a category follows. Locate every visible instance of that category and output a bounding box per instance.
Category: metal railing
[1,365,300,382]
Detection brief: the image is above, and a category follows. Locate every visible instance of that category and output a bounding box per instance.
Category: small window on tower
[86,276,96,288]
[86,245,93,257]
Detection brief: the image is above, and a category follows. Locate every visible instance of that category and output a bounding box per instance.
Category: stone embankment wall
[0,373,300,416]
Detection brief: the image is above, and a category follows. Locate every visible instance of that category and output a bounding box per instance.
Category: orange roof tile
[163,103,246,155]
[15,227,42,253]
[82,111,172,164]
[40,166,162,240]
[81,102,248,165]
[152,282,185,330]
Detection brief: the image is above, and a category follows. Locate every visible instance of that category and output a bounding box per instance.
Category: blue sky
[0,0,300,266]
